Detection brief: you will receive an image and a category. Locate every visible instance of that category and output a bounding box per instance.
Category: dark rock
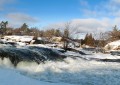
[0,46,67,66]
[27,46,67,61]
[0,48,46,66]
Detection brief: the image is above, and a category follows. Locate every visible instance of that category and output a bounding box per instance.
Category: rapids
[17,57,120,85]
[0,46,120,85]
[0,57,120,85]
[0,46,66,66]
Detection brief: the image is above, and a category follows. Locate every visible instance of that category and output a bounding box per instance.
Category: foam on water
[0,58,13,68]
[14,57,120,85]
[0,46,120,84]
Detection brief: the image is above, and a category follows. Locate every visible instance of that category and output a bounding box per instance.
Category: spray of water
[0,58,13,68]
[13,57,120,85]
[0,50,120,85]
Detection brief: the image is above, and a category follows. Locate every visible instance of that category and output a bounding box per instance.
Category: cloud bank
[80,0,120,17]
[6,13,38,27]
[46,17,120,33]
[0,0,15,11]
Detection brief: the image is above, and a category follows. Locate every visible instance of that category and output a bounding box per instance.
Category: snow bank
[104,40,120,51]
[4,35,34,42]
[84,53,120,59]
[28,44,50,48]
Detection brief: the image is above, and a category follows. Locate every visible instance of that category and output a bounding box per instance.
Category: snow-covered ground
[65,50,120,60]
[4,35,34,42]
[84,53,120,59]
[105,40,120,51]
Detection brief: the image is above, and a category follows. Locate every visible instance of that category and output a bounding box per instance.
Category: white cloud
[0,0,14,5]
[111,0,120,4]
[6,13,39,27]
[0,0,15,10]
[46,17,120,34]
[80,0,89,7]
[81,0,120,17]
[71,19,110,33]
[7,13,38,22]
[44,18,115,39]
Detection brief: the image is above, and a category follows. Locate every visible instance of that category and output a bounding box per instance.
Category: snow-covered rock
[28,44,50,48]
[104,40,120,51]
[4,35,34,42]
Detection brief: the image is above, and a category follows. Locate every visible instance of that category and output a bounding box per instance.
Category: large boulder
[27,46,67,60]
[0,48,46,66]
[104,40,120,51]
[0,46,66,66]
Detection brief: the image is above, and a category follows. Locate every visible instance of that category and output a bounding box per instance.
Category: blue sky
[1,0,82,26]
[0,0,120,32]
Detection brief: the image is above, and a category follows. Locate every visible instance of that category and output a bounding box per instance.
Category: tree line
[0,21,120,47]
[0,21,63,38]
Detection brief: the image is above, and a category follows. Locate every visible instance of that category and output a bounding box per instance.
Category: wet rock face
[0,48,46,66]
[0,47,66,66]
[27,46,67,60]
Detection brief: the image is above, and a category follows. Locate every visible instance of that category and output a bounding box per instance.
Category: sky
[0,0,120,33]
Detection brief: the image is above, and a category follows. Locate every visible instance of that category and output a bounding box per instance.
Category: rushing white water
[0,44,120,85]
[0,58,13,68]
[16,57,120,85]
[0,57,120,85]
